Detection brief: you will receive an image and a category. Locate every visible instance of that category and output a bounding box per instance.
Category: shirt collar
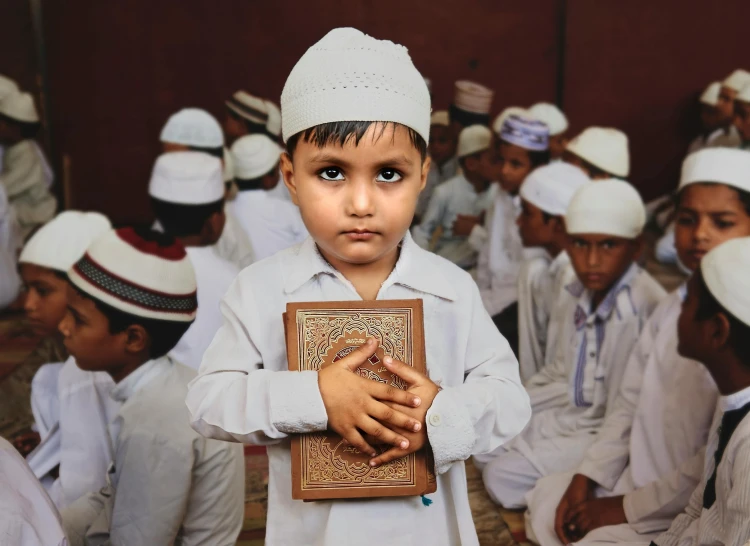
[566,263,639,322]
[110,356,173,403]
[720,384,750,412]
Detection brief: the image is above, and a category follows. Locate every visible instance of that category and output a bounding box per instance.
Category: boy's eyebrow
[66,304,84,322]
[307,152,415,169]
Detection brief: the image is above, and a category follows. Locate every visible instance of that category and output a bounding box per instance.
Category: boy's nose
[347,179,375,217]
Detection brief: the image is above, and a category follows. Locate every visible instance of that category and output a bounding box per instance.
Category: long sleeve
[721,435,750,546]
[653,472,704,546]
[186,278,328,444]
[412,186,445,249]
[426,282,531,474]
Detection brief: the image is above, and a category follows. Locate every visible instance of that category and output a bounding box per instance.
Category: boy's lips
[343,229,379,241]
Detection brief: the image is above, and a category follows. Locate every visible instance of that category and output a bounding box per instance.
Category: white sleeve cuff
[269,371,328,434]
[426,388,477,474]
[468,225,488,251]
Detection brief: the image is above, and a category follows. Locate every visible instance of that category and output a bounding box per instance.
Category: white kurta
[61,358,245,546]
[480,264,666,508]
[526,286,719,546]
[0,437,67,546]
[416,155,459,218]
[186,232,531,546]
[412,174,493,268]
[228,189,309,261]
[215,206,256,269]
[169,246,239,370]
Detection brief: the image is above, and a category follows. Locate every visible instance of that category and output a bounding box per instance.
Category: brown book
[284,299,436,501]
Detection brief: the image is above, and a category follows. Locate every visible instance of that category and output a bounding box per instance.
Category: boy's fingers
[383,356,425,386]
[554,501,568,543]
[369,446,409,467]
[369,382,422,408]
[340,428,377,458]
[337,338,380,372]
[367,400,421,432]
[359,417,410,450]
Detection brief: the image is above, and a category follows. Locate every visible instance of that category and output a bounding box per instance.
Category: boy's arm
[651,471,705,546]
[412,188,445,249]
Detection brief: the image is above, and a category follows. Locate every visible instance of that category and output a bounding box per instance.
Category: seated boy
[479,180,666,509]
[149,151,240,370]
[529,103,569,161]
[60,227,244,545]
[526,147,750,546]
[687,82,723,154]
[515,162,590,382]
[415,111,459,221]
[709,69,750,148]
[413,124,495,269]
[229,133,309,261]
[186,27,531,546]
[563,127,630,180]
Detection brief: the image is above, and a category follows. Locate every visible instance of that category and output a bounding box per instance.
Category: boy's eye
[318,167,345,181]
[676,214,695,226]
[376,169,402,183]
[715,220,736,230]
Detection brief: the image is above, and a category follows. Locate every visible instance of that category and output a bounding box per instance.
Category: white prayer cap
[159,108,224,148]
[148,151,224,205]
[566,127,630,178]
[457,125,492,158]
[423,77,433,94]
[529,102,568,136]
[520,163,590,216]
[722,69,750,92]
[226,91,269,125]
[264,100,282,137]
[736,83,750,104]
[492,106,528,134]
[430,110,450,127]
[222,147,235,182]
[232,134,283,179]
[679,148,750,193]
[700,82,721,106]
[453,80,494,115]
[566,179,645,239]
[281,28,430,144]
[702,237,750,327]
[0,91,39,123]
[0,75,19,101]
[20,211,111,272]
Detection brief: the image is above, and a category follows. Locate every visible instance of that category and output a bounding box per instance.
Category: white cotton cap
[700,82,721,106]
[0,91,39,123]
[0,75,19,101]
[566,179,645,239]
[264,100,282,137]
[492,106,528,135]
[679,148,750,193]
[232,134,283,180]
[457,125,492,158]
[159,108,224,148]
[222,147,234,182]
[19,211,111,272]
[566,127,630,178]
[226,91,269,125]
[520,162,591,216]
[701,237,750,327]
[148,151,224,205]
[431,110,450,127]
[281,28,431,144]
[424,77,433,94]
[736,83,750,104]
[529,102,568,136]
[722,69,750,92]
[453,80,494,115]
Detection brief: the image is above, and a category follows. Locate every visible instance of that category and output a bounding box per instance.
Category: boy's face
[428,125,457,167]
[224,112,248,142]
[282,123,429,268]
[700,104,722,133]
[162,142,190,154]
[21,264,69,336]
[716,86,737,124]
[548,134,568,160]
[498,141,533,195]
[463,148,495,187]
[733,101,750,141]
[517,199,557,248]
[566,233,641,294]
[674,183,750,272]
[677,274,715,362]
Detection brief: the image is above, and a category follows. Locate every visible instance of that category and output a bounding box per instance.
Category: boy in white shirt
[413,124,495,268]
[186,27,531,546]
[479,180,665,509]
[732,83,750,150]
[564,127,630,180]
[515,162,590,382]
[415,110,459,221]
[529,103,569,160]
[149,152,240,370]
[710,69,750,148]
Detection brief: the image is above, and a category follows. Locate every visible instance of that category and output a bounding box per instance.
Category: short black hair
[0,112,41,139]
[188,144,223,160]
[695,270,750,365]
[449,104,490,129]
[677,182,750,217]
[529,149,551,169]
[235,165,279,192]
[286,121,428,163]
[151,197,224,238]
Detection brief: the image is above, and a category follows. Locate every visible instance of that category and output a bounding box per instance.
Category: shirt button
[589,352,596,358]
[429,413,442,427]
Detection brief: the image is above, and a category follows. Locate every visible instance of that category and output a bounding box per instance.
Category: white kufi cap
[453,80,494,115]
[264,100,282,137]
[226,91,269,125]
[679,148,750,193]
[566,127,630,178]
[700,82,721,106]
[701,237,750,327]
[0,91,39,123]
[457,125,492,158]
[232,134,283,180]
[0,75,19,102]
[148,151,224,205]
[430,110,450,127]
[736,83,750,104]
[159,108,224,148]
[566,179,645,239]
[492,106,528,134]
[520,163,590,216]
[222,147,234,183]
[722,69,750,92]
[529,102,568,135]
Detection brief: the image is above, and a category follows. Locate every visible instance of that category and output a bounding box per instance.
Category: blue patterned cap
[500,114,550,152]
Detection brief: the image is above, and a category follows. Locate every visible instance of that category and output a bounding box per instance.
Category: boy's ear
[631,235,645,261]
[709,312,732,352]
[202,210,226,244]
[280,153,299,206]
[419,155,431,192]
[123,324,149,355]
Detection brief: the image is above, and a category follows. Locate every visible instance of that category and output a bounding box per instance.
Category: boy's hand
[452,214,481,237]
[368,356,439,467]
[564,496,627,538]
[555,473,595,543]
[318,339,423,457]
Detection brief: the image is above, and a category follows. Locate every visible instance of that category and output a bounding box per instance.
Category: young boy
[413,124,495,269]
[59,227,245,545]
[564,127,630,180]
[526,147,750,546]
[529,102,569,160]
[515,162,590,382]
[479,180,666,509]
[732,83,750,150]
[0,89,56,238]
[149,151,240,370]
[710,69,750,148]
[186,27,530,546]
[229,133,309,261]
[687,82,723,154]
[415,110,459,221]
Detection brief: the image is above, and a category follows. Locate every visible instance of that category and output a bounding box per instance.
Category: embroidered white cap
[700,82,721,107]
[148,151,224,205]
[264,99,282,137]
[0,91,39,123]
[722,69,750,92]
[430,110,450,127]
[222,147,235,183]
[566,179,645,239]
[232,134,283,180]
[281,28,431,144]
[68,227,197,322]
[226,91,269,125]
[529,102,568,136]
[0,75,19,101]
[457,125,492,158]
[492,106,528,135]
[159,108,224,148]
[453,80,494,115]
[20,211,111,272]
[566,127,630,178]
[679,148,750,193]
[520,162,590,216]
[736,83,750,105]
[701,237,750,327]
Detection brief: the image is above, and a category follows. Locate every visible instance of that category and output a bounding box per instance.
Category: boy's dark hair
[695,270,750,365]
[235,164,279,192]
[677,182,750,217]
[449,104,490,129]
[188,144,223,160]
[286,121,428,163]
[0,112,41,139]
[529,149,551,169]
[151,197,224,238]
[457,149,487,171]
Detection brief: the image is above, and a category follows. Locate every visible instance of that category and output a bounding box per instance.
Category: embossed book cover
[284,300,435,500]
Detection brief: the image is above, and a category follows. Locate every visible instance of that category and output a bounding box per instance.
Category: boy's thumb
[337,338,379,372]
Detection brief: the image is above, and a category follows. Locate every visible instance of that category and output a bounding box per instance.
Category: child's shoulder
[232,241,306,295]
[629,266,668,304]
[406,239,479,300]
